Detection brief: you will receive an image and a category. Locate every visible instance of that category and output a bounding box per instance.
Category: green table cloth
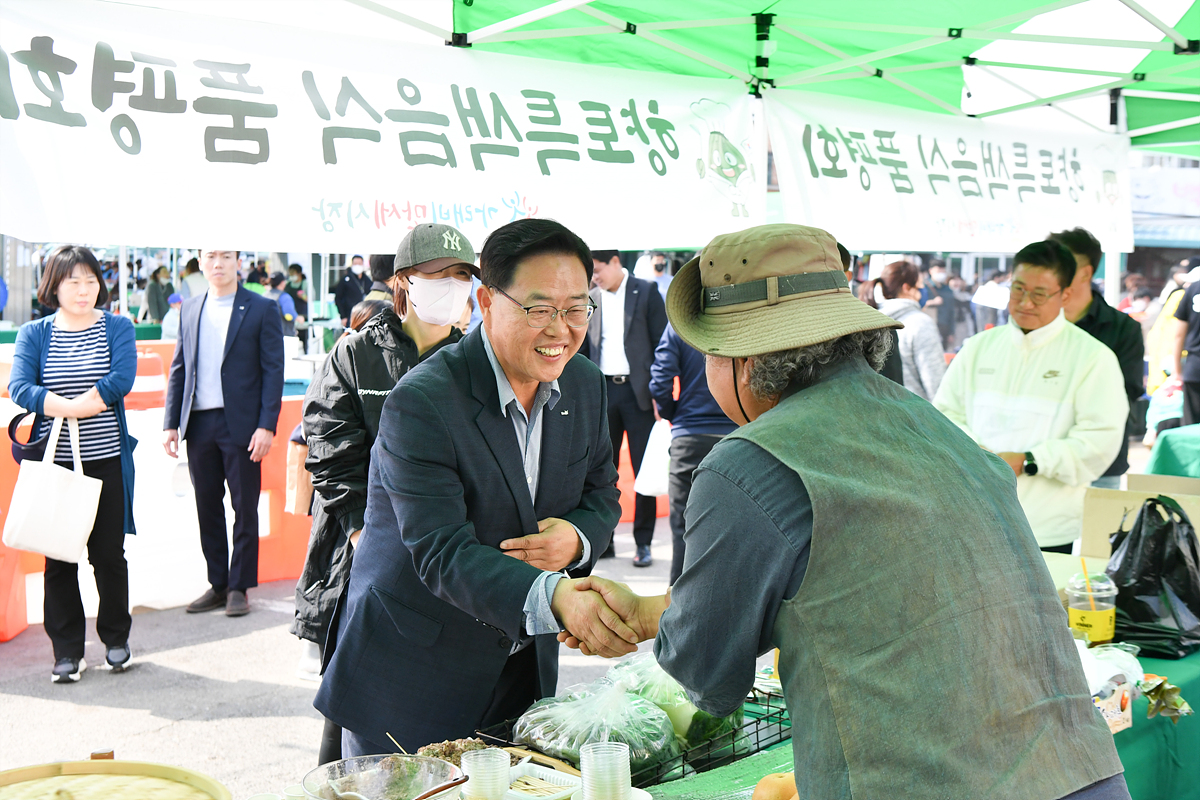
[1145,427,1200,478]
[134,323,162,340]
[649,651,1200,800]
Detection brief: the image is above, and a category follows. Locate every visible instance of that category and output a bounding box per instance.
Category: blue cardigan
[8,312,139,535]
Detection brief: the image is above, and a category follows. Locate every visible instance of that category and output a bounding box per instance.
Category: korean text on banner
[764,90,1133,254]
[0,0,766,252]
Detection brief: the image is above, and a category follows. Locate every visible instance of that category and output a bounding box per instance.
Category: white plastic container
[506,763,581,800]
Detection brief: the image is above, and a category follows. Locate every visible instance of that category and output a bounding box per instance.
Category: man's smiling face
[481,251,590,390]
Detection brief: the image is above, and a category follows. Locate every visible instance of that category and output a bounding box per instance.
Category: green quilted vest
[728,357,1121,800]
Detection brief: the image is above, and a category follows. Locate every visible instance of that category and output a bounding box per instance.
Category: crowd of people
[14,216,1181,799]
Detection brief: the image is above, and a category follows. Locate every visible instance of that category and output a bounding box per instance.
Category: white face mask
[407,275,473,326]
[349,263,365,276]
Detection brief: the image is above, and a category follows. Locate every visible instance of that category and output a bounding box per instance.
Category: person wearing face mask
[296,223,477,764]
[333,255,372,327]
[145,265,175,324]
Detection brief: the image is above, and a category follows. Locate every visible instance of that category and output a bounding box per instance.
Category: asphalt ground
[0,520,672,800]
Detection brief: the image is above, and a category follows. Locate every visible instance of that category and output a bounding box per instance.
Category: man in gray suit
[316,219,631,755]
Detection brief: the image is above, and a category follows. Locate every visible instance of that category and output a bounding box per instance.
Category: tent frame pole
[577,6,753,81]
[1115,0,1190,49]
[1127,113,1200,137]
[974,78,1133,117]
[340,0,449,40]
[1124,89,1200,102]
[973,64,1110,132]
[468,0,597,44]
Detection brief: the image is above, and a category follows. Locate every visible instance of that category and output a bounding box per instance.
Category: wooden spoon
[412,774,470,800]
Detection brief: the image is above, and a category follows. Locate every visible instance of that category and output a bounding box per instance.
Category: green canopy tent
[434,0,1200,130]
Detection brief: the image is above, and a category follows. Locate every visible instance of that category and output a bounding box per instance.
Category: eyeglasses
[1009,284,1062,306]
[490,284,596,328]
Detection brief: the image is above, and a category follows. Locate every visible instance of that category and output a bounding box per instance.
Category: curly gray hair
[744,329,894,401]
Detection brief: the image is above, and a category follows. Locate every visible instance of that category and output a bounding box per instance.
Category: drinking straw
[1080,557,1097,612]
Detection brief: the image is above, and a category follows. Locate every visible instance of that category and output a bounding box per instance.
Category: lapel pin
[561,409,569,415]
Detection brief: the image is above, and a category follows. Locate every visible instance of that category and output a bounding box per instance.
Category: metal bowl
[303,754,464,800]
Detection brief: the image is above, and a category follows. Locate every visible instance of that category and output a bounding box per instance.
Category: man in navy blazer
[316,219,631,756]
[163,249,285,617]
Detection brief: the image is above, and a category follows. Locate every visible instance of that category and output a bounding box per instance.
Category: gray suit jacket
[314,327,621,749]
[585,273,667,411]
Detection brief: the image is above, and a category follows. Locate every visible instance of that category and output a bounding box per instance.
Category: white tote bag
[2,416,102,563]
[633,419,673,497]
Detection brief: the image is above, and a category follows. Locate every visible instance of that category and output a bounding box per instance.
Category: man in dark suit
[585,251,667,567]
[163,249,285,617]
[334,255,371,327]
[316,219,630,756]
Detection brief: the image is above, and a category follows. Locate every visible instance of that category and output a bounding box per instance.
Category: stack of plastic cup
[580,742,631,800]
[462,748,511,800]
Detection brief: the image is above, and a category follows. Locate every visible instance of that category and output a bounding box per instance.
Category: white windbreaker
[933,311,1128,547]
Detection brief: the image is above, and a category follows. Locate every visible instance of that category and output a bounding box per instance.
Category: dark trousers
[1184,381,1200,426]
[607,380,657,547]
[340,645,539,757]
[43,456,129,661]
[667,434,725,585]
[186,409,262,592]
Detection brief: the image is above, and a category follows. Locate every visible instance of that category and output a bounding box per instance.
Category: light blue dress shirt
[480,328,591,639]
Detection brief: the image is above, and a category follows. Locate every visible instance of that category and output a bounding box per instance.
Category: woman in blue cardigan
[9,245,138,684]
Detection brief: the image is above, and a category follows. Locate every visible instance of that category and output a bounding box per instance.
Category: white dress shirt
[598,270,631,376]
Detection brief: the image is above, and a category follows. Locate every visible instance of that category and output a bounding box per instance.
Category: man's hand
[652,400,661,422]
[556,577,668,655]
[550,578,639,659]
[247,427,274,463]
[163,428,180,458]
[996,451,1024,478]
[500,518,583,571]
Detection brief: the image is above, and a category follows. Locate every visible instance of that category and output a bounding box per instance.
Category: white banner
[0,0,766,252]
[765,90,1133,254]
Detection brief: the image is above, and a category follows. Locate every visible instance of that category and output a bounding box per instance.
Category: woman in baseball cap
[295,223,477,765]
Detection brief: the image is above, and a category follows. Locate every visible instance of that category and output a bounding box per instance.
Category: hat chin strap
[732,358,751,425]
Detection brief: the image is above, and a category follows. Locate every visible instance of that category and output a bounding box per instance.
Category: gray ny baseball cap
[394,223,479,276]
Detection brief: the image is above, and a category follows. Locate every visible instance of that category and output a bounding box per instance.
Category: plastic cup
[282,785,306,800]
[461,747,510,800]
[1066,572,1118,645]
[580,742,631,800]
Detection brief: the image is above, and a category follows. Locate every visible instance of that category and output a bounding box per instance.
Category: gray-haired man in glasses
[317,218,631,756]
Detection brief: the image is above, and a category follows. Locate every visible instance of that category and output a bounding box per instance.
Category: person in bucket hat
[558,224,1130,800]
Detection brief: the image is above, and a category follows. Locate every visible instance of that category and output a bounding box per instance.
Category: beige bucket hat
[666,224,902,358]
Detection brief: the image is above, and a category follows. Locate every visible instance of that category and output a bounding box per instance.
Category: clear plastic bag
[605,653,745,752]
[512,679,682,774]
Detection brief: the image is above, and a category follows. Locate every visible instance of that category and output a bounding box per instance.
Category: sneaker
[186,587,227,613]
[225,589,249,617]
[633,545,653,568]
[106,644,131,672]
[51,657,85,684]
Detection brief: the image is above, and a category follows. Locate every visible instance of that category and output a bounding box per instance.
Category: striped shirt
[37,316,122,462]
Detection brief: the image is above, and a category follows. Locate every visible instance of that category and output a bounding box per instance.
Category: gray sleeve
[654,439,811,718]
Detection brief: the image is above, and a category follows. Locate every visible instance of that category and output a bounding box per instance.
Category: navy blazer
[315,327,621,750]
[164,286,285,446]
[585,273,668,411]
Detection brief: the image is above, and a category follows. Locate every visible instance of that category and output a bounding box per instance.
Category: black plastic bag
[1107,496,1200,659]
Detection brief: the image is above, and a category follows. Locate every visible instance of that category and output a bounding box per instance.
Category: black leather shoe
[225,589,250,617]
[186,587,227,613]
[106,644,131,672]
[633,545,653,567]
[51,657,85,684]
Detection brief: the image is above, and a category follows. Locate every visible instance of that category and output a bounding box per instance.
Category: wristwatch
[1022,452,1038,476]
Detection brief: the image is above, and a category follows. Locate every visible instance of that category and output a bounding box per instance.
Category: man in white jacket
[934,240,1127,552]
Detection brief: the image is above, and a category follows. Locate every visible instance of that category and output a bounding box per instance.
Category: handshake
[549,576,671,658]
